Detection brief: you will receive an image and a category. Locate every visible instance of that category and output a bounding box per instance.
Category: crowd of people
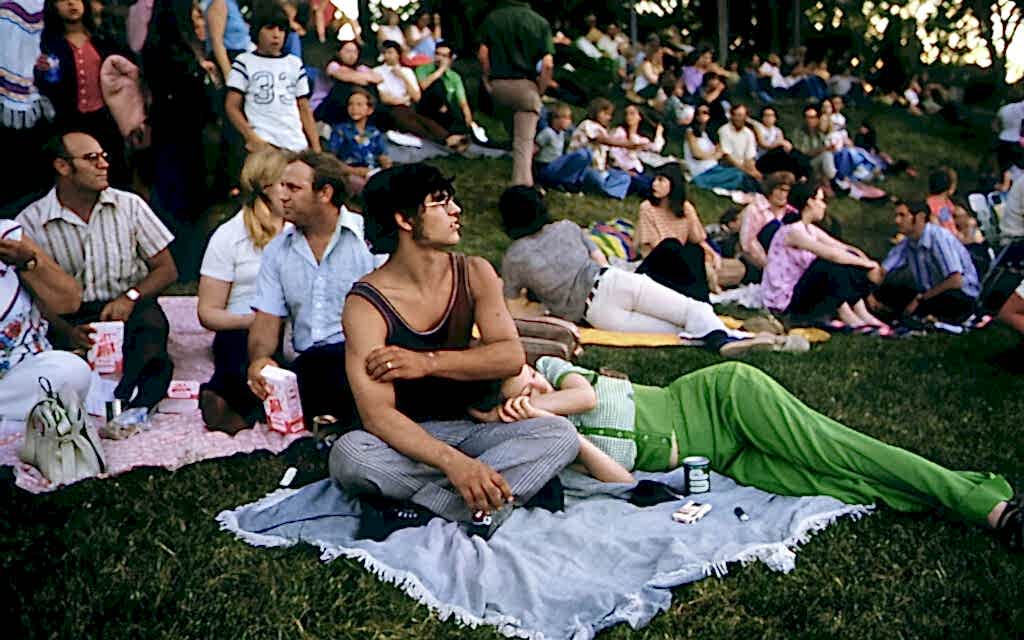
[0,1,1023,550]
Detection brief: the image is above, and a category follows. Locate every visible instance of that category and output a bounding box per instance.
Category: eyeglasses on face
[62,151,109,165]
[423,195,456,209]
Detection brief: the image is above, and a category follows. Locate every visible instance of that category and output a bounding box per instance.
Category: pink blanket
[0,297,309,494]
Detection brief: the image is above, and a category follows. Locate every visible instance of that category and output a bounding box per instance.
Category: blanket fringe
[218,488,548,639]
[321,545,545,640]
[706,503,874,577]
[218,489,873,640]
[215,488,302,549]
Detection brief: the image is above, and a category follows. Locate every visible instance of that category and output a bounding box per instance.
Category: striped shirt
[881,223,980,298]
[536,356,638,471]
[16,187,174,303]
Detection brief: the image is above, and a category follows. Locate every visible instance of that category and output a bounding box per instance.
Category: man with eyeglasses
[245,151,375,429]
[331,164,578,541]
[16,132,178,410]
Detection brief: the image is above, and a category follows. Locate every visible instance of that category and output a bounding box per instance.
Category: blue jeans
[691,165,759,193]
[536,149,592,190]
[581,167,631,199]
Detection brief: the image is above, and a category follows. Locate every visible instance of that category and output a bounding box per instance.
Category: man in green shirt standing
[478,0,554,187]
[415,42,477,138]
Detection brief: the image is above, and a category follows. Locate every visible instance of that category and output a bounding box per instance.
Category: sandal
[995,493,1024,551]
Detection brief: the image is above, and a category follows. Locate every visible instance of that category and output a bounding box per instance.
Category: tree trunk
[770,0,780,54]
[792,0,801,50]
[358,0,374,58]
[717,0,728,64]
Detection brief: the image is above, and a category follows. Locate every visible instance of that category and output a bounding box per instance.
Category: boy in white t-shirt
[226,6,321,153]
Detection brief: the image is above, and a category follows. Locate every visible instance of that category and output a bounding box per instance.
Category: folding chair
[968,192,1000,247]
[977,238,1024,314]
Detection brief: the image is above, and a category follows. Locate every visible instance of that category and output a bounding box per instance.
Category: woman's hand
[498,396,554,422]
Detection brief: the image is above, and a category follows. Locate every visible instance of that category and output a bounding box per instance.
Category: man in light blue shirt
[870,199,980,323]
[246,151,374,427]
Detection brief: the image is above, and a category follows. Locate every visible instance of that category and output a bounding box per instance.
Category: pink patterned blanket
[0,297,308,494]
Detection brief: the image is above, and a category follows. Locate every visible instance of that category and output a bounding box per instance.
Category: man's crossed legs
[330,416,579,533]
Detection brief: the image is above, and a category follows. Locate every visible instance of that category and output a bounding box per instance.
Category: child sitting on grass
[327,88,392,195]
[469,357,1024,552]
[568,98,646,200]
[533,103,587,191]
[225,5,321,154]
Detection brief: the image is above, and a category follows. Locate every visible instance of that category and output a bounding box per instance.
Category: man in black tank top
[331,164,579,541]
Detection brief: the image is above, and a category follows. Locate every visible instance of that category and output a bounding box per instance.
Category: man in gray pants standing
[478,1,554,187]
[330,164,579,541]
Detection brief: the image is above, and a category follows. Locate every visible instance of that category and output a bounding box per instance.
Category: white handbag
[20,378,107,485]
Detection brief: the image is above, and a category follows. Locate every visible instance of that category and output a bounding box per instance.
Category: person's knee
[37,350,92,399]
[529,415,580,465]
[328,430,387,492]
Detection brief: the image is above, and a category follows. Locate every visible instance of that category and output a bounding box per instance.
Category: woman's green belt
[630,383,681,472]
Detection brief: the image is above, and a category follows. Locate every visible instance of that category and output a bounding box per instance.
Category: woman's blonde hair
[240,148,289,249]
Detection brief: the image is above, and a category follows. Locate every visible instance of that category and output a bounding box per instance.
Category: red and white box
[88,321,124,375]
[261,365,305,434]
[159,380,201,414]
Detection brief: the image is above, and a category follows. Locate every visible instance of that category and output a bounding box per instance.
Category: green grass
[4,101,1024,639]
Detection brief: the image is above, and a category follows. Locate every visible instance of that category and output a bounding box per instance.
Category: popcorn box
[88,321,124,375]
[159,380,201,414]
[261,365,305,434]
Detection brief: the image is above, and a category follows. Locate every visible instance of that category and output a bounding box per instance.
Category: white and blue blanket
[218,469,871,640]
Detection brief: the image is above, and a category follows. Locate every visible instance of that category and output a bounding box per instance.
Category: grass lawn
[4,99,1023,639]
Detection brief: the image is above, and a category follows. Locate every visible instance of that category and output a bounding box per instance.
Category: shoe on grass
[995,493,1023,551]
[719,334,810,357]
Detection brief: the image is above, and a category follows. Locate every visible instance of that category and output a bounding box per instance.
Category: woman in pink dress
[762,182,888,329]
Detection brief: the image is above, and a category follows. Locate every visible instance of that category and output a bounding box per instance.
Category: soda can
[682,455,711,495]
[44,55,61,83]
[105,399,123,422]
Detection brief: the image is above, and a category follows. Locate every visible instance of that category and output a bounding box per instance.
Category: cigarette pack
[261,365,305,434]
[88,321,124,375]
[159,380,201,414]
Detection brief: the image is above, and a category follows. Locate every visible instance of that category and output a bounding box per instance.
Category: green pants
[638,362,1012,525]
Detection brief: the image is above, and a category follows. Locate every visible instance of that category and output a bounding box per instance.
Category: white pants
[583,267,726,337]
[0,350,93,421]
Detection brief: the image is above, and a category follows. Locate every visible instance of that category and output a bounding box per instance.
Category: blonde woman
[198,149,290,433]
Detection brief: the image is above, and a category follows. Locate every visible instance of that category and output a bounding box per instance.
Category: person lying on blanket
[468,357,1024,551]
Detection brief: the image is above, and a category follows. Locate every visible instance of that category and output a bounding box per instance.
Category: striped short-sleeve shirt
[16,188,174,303]
[535,356,638,470]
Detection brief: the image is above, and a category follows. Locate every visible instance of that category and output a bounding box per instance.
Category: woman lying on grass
[468,357,1023,550]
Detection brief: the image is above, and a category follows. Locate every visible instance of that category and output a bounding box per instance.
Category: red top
[70,39,104,114]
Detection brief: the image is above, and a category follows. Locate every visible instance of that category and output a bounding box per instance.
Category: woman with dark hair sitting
[635,168,745,301]
[315,39,383,126]
[762,182,887,330]
[684,103,760,193]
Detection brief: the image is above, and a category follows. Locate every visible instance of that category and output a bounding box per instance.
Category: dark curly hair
[363,164,455,253]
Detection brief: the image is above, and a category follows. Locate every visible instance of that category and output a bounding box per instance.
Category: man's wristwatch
[125,287,141,302]
[16,256,37,272]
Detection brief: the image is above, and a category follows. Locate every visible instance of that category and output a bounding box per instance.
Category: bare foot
[988,501,1008,529]
[200,389,249,435]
